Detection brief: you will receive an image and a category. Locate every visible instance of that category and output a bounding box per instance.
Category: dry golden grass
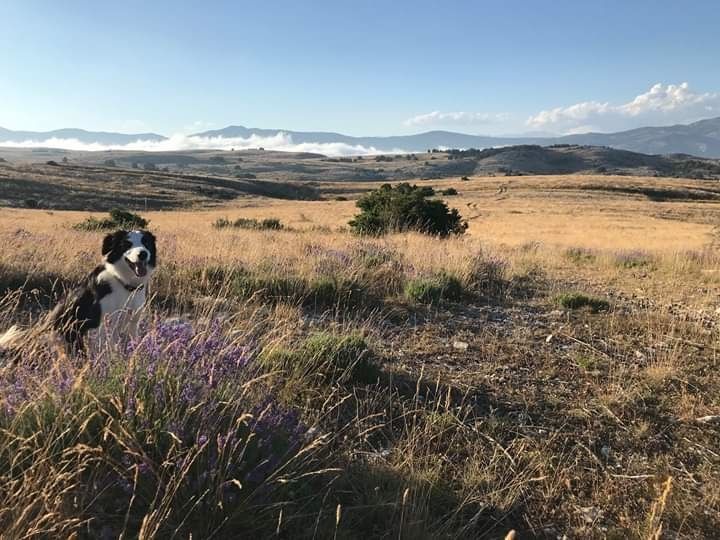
[3,173,720,310]
[5,173,718,251]
[1,174,719,538]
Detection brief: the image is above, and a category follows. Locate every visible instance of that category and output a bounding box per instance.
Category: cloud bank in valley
[526,82,720,134]
[0,132,396,157]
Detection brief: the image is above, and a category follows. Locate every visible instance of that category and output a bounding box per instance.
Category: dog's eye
[123,241,132,251]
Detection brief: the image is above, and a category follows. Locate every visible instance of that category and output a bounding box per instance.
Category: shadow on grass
[0,263,70,309]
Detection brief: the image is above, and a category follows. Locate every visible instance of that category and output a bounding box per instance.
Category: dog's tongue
[134,261,147,277]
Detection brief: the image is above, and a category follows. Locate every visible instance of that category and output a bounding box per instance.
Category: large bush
[348,183,467,236]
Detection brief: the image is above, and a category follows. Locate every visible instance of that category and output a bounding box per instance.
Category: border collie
[0,230,157,356]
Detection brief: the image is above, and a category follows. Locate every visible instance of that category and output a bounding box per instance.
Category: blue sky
[1,0,719,136]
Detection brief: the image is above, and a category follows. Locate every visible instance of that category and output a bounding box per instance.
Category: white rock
[453,341,469,351]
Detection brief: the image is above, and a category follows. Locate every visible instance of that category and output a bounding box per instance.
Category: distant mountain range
[0,127,166,145]
[2,117,720,157]
[192,118,720,157]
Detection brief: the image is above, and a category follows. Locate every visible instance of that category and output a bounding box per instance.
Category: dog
[0,229,157,356]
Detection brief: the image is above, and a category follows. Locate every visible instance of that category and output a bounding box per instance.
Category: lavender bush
[0,317,318,538]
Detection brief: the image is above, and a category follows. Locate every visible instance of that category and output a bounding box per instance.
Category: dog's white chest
[100,287,146,314]
[94,284,147,349]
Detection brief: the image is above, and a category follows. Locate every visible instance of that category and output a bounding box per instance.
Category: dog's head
[102,230,157,284]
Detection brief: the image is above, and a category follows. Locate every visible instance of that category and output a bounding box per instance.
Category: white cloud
[526,82,720,133]
[405,111,508,127]
[0,132,399,157]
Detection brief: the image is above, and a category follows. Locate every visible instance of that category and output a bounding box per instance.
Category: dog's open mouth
[125,257,148,277]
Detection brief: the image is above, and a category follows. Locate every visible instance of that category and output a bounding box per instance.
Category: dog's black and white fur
[0,230,157,355]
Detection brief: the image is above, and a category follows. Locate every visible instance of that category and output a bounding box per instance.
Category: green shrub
[564,247,597,264]
[232,274,306,302]
[262,332,378,384]
[192,266,368,308]
[213,217,283,230]
[614,250,654,269]
[555,292,609,313]
[306,278,368,308]
[354,244,396,268]
[212,217,232,229]
[466,254,507,296]
[348,183,467,237]
[404,273,464,304]
[440,187,458,196]
[260,218,282,230]
[73,208,149,231]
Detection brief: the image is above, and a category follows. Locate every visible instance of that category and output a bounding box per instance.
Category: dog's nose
[138,251,148,261]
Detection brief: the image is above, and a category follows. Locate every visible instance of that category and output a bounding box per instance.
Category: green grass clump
[555,292,609,313]
[190,266,369,308]
[262,332,379,384]
[306,277,369,308]
[354,245,397,268]
[404,273,464,304]
[440,187,458,196]
[73,208,149,231]
[231,274,306,302]
[213,217,283,230]
[564,247,597,264]
[614,250,655,269]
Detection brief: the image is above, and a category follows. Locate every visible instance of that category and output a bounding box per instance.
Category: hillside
[558,117,720,156]
[0,159,319,211]
[450,144,720,178]
[1,144,719,195]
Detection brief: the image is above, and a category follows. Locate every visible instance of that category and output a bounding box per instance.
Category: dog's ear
[141,230,156,245]
[102,230,127,256]
[140,230,157,266]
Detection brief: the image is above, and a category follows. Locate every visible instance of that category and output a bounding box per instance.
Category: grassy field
[1,174,719,538]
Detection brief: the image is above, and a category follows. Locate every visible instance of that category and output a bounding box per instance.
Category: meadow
[0,174,719,538]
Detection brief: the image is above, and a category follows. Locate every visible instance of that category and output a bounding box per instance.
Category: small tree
[348,183,467,236]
